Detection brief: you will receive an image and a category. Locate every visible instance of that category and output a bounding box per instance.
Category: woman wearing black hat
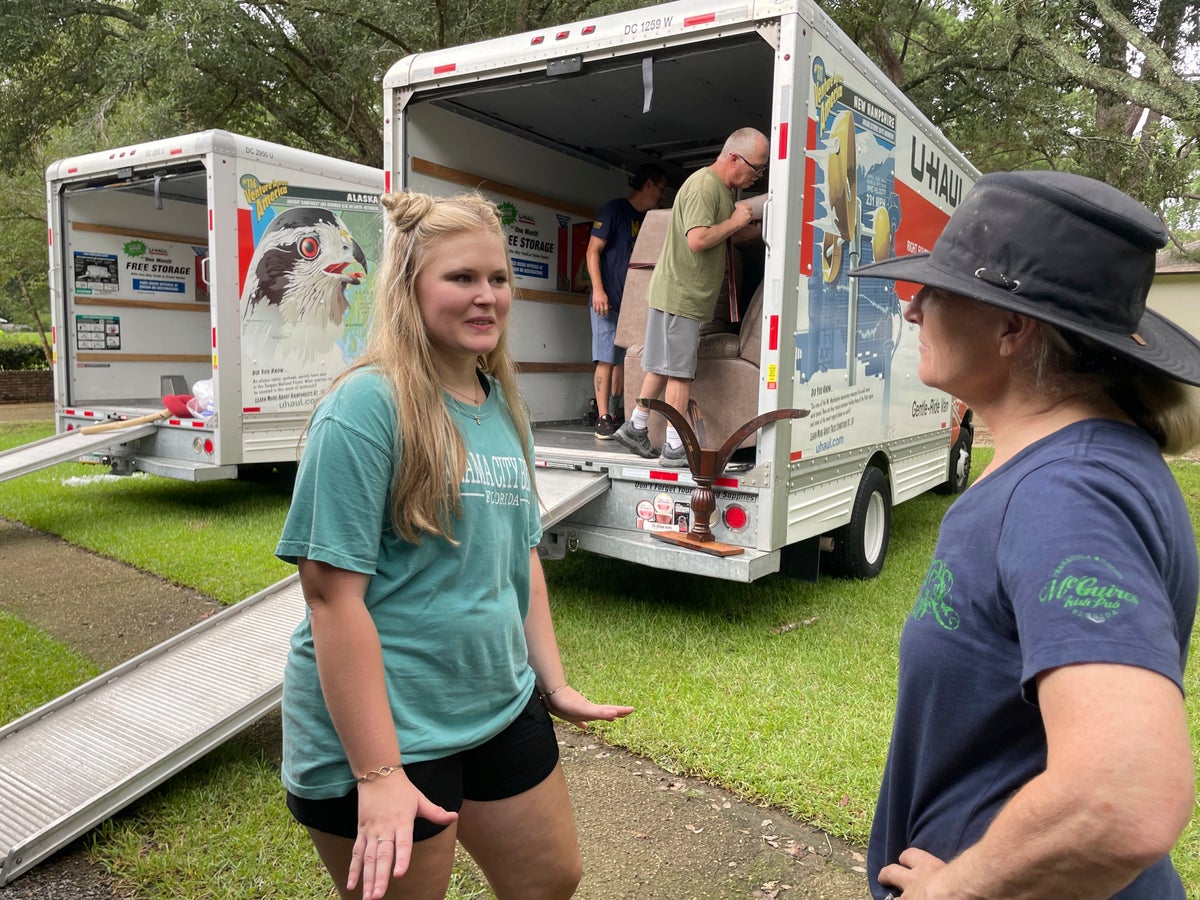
[851,170,1200,899]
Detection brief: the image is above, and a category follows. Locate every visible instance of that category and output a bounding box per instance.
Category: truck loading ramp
[0,465,610,885]
[0,421,161,484]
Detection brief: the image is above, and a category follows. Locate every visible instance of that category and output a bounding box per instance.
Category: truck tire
[823,466,891,579]
[934,427,973,495]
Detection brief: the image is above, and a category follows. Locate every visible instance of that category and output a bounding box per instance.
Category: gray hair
[721,127,768,158]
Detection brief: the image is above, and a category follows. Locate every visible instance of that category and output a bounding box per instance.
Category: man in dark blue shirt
[586,164,666,440]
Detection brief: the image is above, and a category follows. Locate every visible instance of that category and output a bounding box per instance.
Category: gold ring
[377,836,393,844]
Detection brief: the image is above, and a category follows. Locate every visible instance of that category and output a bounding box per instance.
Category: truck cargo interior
[57,167,212,411]
[409,33,776,459]
[421,35,774,184]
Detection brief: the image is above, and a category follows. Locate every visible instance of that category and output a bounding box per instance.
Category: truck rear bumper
[541,522,780,583]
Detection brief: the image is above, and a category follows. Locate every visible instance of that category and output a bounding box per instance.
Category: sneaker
[658,442,689,468]
[594,414,616,440]
[612,412,625,429]
[613,421,657,459]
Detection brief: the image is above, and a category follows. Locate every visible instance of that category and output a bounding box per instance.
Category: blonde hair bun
[381,191,438,231]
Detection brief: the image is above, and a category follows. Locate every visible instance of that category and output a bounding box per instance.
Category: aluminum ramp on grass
[0,466,610,885]
[0,423,160,484]
[0,575,307,885]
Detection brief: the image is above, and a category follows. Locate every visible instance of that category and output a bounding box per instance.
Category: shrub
[0,341,49,370]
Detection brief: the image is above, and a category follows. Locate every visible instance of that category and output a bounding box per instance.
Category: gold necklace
[444,380,482,425]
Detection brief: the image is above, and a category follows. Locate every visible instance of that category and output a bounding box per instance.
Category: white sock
[631,407,649,429]
[665,426,682,450]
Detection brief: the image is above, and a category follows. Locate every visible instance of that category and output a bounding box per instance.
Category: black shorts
[286,689,558,842]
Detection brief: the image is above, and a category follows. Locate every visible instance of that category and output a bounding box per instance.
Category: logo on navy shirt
[1038,555,1139,622]
[911,559,961,630]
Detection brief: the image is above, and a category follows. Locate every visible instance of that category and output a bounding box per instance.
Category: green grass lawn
[1,419,1198,898]
[0,612,99,722]
[0,331,45,345]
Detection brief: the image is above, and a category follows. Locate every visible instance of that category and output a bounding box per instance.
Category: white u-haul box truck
[44,130,384,480]
[383,0,977,583]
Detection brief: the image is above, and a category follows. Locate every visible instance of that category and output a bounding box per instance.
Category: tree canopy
[0,0,643,169]
[0,0,1196,326]
[826,0,1199,217]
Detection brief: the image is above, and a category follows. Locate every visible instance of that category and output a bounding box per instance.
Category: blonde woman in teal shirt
[277,191,633,900]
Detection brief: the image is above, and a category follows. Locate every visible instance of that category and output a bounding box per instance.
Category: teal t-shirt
[276,368,542,799]
[646,166,734,321]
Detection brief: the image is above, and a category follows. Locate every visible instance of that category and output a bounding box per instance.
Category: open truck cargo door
[46,130,384,482]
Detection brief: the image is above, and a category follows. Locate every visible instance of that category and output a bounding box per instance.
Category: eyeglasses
[732,153,768,178]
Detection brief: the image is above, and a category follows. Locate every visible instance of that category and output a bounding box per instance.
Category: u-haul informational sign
[237,173,383,414]
[71,233,203,304]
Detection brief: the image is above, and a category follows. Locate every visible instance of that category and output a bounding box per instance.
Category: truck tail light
[723,504,748,532]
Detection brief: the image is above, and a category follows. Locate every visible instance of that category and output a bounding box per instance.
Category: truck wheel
[823,466,891,579]
[934,427,973,495]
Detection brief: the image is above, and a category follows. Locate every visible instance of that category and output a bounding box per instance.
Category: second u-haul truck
[384,0,977,583]
[39,131,384,481]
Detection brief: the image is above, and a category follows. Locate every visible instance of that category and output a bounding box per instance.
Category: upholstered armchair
[616,209,765,451]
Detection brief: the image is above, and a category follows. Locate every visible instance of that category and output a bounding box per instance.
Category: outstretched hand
[543,686,634,728]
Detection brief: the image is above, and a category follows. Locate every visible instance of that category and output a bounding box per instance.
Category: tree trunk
[15,271,52,366]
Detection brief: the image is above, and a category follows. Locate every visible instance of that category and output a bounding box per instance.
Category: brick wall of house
[0,370,53,403]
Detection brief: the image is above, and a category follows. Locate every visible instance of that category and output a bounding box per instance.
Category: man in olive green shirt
[614,127,769,467]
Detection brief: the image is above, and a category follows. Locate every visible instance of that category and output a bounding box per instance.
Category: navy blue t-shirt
[591,197,645,312]
[869,419,1195,899]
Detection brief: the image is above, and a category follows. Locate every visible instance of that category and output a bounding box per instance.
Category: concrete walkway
[0,402,54,422]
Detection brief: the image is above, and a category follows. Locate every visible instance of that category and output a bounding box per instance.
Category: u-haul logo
[909,137,963,208]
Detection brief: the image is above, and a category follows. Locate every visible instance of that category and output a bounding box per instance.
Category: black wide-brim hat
[850,170,1200,386]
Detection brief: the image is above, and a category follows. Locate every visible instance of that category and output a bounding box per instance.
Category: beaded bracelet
[539,683,569,703]
[356,764,402,783]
